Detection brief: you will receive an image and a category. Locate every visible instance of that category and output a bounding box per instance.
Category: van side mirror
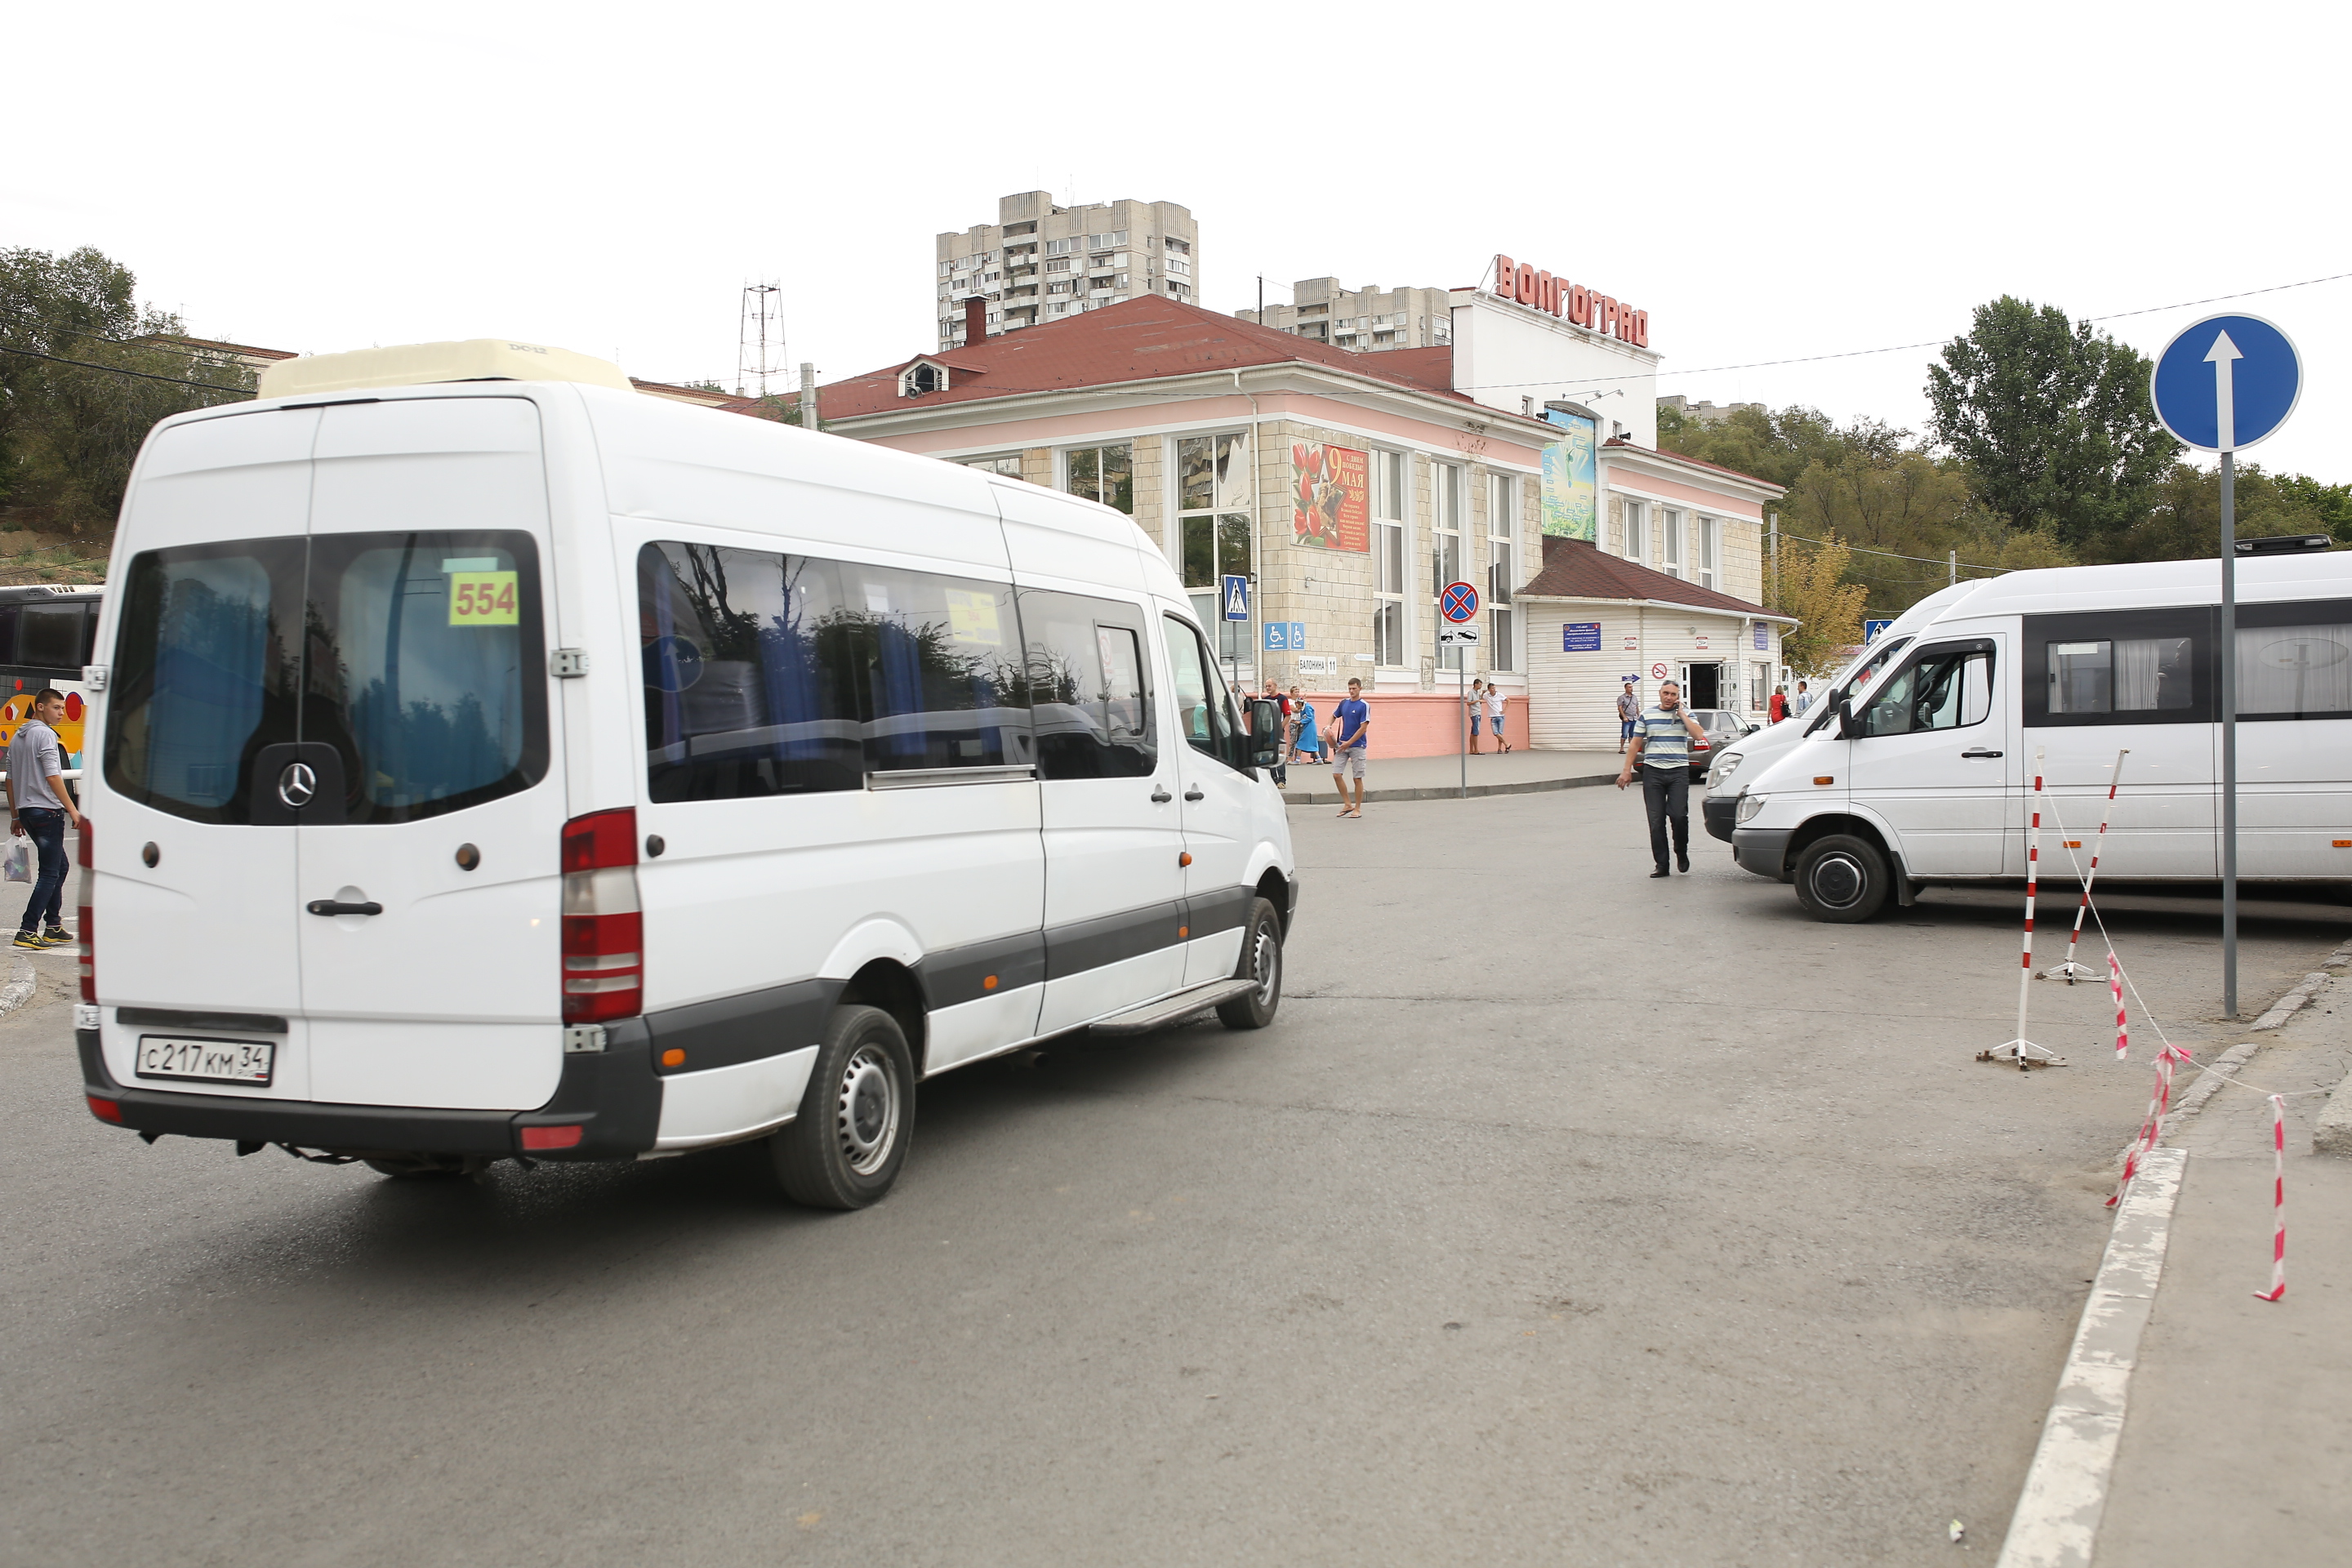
[1246,697,1284,768]
[1838,699,1860,739]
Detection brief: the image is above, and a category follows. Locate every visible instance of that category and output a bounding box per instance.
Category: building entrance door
[1679,662,1722,709]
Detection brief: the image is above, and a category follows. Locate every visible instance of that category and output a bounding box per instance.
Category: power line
[0,343,256,396]
[1777,528,2003,573]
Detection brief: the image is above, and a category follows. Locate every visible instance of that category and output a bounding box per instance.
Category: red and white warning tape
[2109,1043,2187,1208]
[2256,1094,2287,1302]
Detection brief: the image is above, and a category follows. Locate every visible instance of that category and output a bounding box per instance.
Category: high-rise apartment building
[1236,277,1452,353]
[937,191,1198,350]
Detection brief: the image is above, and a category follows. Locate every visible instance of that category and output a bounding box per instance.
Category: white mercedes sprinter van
[75,343,1299,1206]
[1731,551,2352,920]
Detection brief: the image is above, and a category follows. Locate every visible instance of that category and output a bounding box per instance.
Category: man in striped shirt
[1614,679,1708,878]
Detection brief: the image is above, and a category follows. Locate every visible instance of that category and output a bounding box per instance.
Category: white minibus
[75,341,1299,1206]
[1730,551,2352,921]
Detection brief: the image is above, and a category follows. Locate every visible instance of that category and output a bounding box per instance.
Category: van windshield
[105,531,548,824]
[1805,635,1912,733]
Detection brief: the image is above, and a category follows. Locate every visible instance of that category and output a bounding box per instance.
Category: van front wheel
[770,1004,915,1209]
[1793,835,1889,924]
[1216,898,1284,1030]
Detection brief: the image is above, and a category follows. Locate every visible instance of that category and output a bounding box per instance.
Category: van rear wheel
[1793,834,1890,924]
[1216,898,1284,1030]
[770,1004,915,1210]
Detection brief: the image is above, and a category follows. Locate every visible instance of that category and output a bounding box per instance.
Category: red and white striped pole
[2255,1094,2287,1302]
[2108,1043,2185,1207]
[2044,748,2129,983]
[1984,748,2063,1067]
[2109,951,2128,1059]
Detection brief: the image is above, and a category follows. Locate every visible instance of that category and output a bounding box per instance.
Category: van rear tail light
[561,808,640,1024]
[87,1094,122,1124]
[76,817,93,1003]
[519,1123,585,1152]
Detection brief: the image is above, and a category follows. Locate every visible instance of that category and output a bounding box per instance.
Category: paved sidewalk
[2091,971,2352,1566]
[1278,746,1625,804]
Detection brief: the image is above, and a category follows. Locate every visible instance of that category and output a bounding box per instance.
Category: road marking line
[1995,1145,2185,1568]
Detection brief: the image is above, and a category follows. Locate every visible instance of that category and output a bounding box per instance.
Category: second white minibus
[1731,551,2352,920]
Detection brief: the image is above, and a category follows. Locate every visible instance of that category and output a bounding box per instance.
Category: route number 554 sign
[448,571,520,626]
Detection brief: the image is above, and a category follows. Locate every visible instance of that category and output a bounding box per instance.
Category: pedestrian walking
[1485,682,1510,753]
[1615,679,1640,753]
[1793,679,1813,715]
[1615,679,1707,878]
[1261,678,1290,786]
[7,688,82,948]
[1287,685,1323,768]
[1466,678,1486,754]
[1330,677,1371,817]
[1769,684,1788,722]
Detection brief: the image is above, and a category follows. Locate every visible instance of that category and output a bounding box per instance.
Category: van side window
[1161,614,1239,763]
[2025,610,2212,727]
[1860,648,1991,737]
[2237,600,2352,719]
[1018,589,1156,778]
[639,543,1031,801]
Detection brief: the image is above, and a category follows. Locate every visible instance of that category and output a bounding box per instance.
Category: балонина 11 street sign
[2150,314,2301,452]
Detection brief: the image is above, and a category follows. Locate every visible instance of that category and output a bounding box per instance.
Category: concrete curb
[0,954,34,1019]
[1994,1146,2186,1568]
[1281,771,1619,807]
[2248,969,2331,1031]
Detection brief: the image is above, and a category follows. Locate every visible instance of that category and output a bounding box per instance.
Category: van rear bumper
[78,1021,662,1161]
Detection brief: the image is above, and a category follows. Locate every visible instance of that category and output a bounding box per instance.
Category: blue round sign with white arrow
[2150,314,2301,452]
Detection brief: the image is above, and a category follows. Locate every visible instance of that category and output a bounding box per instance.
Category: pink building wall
[1288,691,1528,759]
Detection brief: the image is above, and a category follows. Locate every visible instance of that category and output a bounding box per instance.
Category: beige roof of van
[256,340,635,400]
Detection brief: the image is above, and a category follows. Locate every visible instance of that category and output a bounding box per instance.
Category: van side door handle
[1151,786,1172,803]
[1184,787,1205,802]
[1961,747,2002,759]
[306,899,384,916]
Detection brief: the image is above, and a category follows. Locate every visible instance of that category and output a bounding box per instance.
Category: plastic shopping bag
[2,837,29,884]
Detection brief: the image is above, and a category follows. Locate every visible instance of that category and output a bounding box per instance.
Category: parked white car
[77,341,1299,1206]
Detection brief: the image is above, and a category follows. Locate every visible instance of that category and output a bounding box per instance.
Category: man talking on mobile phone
[1615,679,1706,878]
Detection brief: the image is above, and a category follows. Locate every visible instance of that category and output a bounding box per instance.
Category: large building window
[1432,462,1465,671]
[1062,444,1133,514]
[1175,432,1253,664]
[1697,515,1719,591]
[1625,499,1647,565]
[1372,450,1408,668]
[1661,508,1683,579]
[1488,473,1517,672]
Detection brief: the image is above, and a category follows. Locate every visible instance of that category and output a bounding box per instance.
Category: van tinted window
[106,532,548,824]
[2025,609,2214,728]
[17,603,86,670]
[639,542,1031,802]
[1018,589,1156,779]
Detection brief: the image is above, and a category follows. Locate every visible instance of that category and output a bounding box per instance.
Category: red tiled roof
[809,296,1543,425]
[630,377,739,405]
[1603,436,1784,493]
[1518,536,1772,616]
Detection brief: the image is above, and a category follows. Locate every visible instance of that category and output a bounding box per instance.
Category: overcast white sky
[8,0,2347,477]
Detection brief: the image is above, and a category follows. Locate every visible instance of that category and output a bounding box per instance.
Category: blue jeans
[17,808,66,933]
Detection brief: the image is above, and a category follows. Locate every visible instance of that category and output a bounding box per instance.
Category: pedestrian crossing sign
[1223,575,1250,621]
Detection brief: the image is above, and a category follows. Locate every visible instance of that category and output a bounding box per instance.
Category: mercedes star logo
[278,761,317,809]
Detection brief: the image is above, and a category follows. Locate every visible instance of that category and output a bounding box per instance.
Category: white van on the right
[1732,552,2352,921]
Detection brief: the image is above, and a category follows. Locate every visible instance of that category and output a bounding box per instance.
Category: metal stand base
[1979,1040,2067,1070]
[2038,961,2103,984]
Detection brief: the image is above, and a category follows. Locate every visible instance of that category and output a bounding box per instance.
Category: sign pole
[2149,314,2300,1021]
[2221,447,2238,1018]
[1459,657,1468,800]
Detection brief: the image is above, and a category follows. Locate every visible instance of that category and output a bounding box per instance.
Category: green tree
[1775,532,1869,676]
[1924,296,2179,551]
[1,246,252,533]
[2100,461,2345,563]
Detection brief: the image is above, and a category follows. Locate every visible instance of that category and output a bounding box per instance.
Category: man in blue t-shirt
[1330,677,1371,818]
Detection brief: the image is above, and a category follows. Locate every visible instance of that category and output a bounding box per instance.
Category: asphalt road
[3,790,2343,1566]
